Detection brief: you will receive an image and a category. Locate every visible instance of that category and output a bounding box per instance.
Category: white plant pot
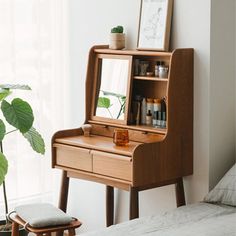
[109,33,125,50]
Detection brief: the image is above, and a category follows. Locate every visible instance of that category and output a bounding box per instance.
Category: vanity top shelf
[94,48,172,57]
[133,76,168,82]
[89,120,167,135]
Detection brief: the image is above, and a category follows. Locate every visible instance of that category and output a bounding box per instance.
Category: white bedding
[80,203,236,236]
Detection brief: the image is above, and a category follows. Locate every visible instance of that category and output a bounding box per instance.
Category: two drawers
[54,144,132,181]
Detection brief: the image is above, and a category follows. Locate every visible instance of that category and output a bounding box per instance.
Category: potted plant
[0,84,45,236]
[109,25,125,50]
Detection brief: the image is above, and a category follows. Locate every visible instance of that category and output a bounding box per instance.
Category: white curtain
[0,0,69,217]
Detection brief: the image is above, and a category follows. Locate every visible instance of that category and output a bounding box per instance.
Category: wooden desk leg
[106,185,114,227]
[175,178,186,207]
[57,171,70,236]
[129,187,139,220]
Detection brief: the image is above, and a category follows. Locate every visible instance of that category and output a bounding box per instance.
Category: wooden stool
[11,214,82,236]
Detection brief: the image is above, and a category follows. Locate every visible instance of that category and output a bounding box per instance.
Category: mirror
[94,56,131,122]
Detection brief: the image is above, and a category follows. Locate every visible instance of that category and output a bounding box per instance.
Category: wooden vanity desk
[52,45,194,226]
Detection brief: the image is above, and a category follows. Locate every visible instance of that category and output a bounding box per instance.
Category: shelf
[133,76,168,82]
[89,120,167,135]
[128,125,167,134]
[94,47,172,57]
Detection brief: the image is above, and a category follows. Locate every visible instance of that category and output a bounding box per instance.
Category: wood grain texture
[54,144,92,172]
[92,151,132,181]
[54,135,140,157]
[51,46,193,223]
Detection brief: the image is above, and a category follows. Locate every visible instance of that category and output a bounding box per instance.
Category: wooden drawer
[54,144,92,172]
[92,151,132,181]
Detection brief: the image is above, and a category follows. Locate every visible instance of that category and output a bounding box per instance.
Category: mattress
[80,203,236,236]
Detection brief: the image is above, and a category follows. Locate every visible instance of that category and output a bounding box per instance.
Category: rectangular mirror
[92,54,132,124]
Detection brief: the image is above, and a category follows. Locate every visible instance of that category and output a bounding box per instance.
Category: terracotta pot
[0,220,28,236]
[109,33,125,50]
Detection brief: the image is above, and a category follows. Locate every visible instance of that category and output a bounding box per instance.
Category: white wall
[209,0,236,189]
[63,0,235,233]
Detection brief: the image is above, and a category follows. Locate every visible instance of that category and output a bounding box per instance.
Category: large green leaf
[0,120,6,142]
[1,98,34,133]
[0,84,31,90]
[0,152,8,185]
[23,127,45,154]
[97,97,111,108]
[0,88,11,101]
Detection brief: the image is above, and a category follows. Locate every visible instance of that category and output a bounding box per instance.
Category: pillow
[204,163,236,206]
[14,203,73,228]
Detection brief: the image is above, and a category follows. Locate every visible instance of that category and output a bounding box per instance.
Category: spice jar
[159,66,169,78]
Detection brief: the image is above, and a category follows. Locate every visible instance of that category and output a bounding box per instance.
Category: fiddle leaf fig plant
[0,84,45,226]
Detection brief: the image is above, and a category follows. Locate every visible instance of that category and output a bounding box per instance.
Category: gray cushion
[15,203,73,228]
[204,163,236,207]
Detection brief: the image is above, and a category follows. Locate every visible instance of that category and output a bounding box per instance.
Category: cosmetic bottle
[146,110,152,125]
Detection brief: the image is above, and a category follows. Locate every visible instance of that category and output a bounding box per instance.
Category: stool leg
[12,222,19,236]
[68,228,76,236]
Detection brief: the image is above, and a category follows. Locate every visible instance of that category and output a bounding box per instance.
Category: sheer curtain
[0,0,69,217]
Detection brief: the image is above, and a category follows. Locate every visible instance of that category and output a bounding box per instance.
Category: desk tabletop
[54,135,141,156]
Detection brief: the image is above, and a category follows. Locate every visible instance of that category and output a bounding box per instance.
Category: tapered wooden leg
[106,185,114,227]
[175,178,186,207]
[57,171,70,236]
[12,222,19,236]
[129,187,139,220]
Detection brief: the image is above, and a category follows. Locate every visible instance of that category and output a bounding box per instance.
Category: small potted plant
[109,25,125,50]
[0,84,45,236]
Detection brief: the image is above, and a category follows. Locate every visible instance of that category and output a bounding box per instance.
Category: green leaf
[97,97,111,108]
[1,98,34,133]
[0,152,8,185]
[23,127,45,154]
[0,120,6,142]
[102,90,125,98]
[0,88,11,101]
[0,84,31,90]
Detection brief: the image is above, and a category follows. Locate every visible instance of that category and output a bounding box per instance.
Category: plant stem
[0,142,9,224]
[5,129,17,135]
[107,108,114,119]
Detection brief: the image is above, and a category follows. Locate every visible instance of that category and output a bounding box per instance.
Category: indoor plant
[0,84,45,235]
[109,25,125,50]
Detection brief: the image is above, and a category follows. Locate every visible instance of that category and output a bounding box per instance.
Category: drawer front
[92,151,132,181]
[55,144,92,172]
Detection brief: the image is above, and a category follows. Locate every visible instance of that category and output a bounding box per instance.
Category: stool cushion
[15,203,73,228]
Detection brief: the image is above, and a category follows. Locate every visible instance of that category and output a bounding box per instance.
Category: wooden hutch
[51,45,193,226]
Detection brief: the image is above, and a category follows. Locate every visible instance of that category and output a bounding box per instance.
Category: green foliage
[1,99,34,133]
[97,97,111,109]
[0,84,45,185]
[111,25,124,34]
[0,152,8,185]
[0,120,6,142]
[23,127,45,154]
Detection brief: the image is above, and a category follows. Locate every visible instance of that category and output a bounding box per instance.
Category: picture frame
[137,0,173,51]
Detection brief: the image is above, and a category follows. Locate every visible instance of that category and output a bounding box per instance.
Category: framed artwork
[137,0,173,51]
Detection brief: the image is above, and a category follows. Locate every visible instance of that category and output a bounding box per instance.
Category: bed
[81,164,236,236]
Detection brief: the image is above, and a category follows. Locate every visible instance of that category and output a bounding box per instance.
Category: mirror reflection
[95,58,129,120]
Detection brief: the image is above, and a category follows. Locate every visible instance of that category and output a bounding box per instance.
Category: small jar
[159,66,169,78]
[154,61,161,77]
[146,98,154,116]
[153,99,161,112]
[139,61,149,76]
